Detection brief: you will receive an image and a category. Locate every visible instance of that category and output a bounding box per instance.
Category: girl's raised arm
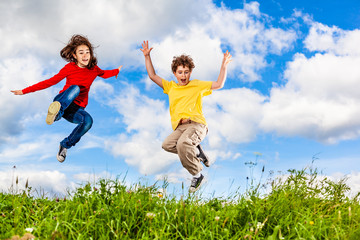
[11,90,24,95]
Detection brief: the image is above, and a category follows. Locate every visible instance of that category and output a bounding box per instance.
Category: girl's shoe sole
[46,101,61,125]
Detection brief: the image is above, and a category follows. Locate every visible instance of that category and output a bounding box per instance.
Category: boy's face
[173,65,191,86]
[73,44,90,68]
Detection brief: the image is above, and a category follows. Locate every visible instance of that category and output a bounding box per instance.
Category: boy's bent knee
[162,141,177,153]
[162,142,172,152]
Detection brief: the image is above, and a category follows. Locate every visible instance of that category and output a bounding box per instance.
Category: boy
[140,40,231,192]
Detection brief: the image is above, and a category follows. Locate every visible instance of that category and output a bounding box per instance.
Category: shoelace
[191,177,198,187]
[60,149,67,157]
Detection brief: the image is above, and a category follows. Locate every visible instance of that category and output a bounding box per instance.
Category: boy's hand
[11,90,23,95]
[140,40,153,56]
[222,50,232,66]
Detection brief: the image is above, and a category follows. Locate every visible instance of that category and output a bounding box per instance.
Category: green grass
[1,167,360,239]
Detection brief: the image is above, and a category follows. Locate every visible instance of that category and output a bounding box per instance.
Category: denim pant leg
[60,103,93,149]
[53,85,80,121]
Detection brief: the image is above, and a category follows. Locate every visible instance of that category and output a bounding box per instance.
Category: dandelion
[309,221,314,225]
[25,227,33,233]
[215,216,220,221]
[146,212,156,219]
[256,222,264,229]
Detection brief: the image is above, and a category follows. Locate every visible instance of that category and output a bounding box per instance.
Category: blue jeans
[53,85,93,149]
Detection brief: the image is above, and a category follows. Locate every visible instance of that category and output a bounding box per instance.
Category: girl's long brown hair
[60,34,97,69]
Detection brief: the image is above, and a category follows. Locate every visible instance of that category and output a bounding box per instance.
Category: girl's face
[173,65,191,86]
[73,45,91,68]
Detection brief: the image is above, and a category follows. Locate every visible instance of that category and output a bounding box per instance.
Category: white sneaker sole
[189,177,205,193]
[57,146,67,163]
[46,101,61,125]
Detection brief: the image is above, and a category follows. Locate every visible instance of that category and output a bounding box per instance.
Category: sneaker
[197,144,210,167]
[46,101,61,125]
[189,174,204,193]
[57,145,67,163]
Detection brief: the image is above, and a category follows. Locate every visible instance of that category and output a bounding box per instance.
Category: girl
[11,34,122,163]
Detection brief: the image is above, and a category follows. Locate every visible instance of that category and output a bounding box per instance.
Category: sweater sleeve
[97,66,119,79]
[22,65,69,94]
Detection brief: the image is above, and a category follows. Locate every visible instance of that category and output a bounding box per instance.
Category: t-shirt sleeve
[198,80,213,96]
[162,79,171,94]
[96,66,119,79]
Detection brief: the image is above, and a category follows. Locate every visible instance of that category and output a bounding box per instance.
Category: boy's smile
[174,65,191,86]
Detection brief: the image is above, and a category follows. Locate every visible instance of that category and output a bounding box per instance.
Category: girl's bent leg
[53,85,80,121]
[61,104,93,149]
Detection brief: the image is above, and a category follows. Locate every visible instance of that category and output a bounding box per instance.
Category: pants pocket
[190,130,203,146]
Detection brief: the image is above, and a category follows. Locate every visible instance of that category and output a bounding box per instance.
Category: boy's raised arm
[140,41,163,89]
[211,50,232,90]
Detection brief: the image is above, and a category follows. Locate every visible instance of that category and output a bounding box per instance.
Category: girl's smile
[73,45,90,68]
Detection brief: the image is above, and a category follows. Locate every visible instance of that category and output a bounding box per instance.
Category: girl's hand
[222,50,232,66]
[116,65,123,79]
[140,40,153,56]
[11,90,23,95]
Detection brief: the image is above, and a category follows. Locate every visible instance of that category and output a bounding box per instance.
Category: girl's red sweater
[22,62,119,108]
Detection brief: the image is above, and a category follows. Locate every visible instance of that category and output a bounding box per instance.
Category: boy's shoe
[189,174,204,193]
[57,145,67,163]
[46,101,61,125]
[197,144,210,167]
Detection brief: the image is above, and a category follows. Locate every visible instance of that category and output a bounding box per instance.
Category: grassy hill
[1,167,360,239]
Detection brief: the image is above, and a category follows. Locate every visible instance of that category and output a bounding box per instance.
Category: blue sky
[1,0,360,197]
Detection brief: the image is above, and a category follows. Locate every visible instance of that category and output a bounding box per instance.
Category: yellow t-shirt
[162,79,213,130]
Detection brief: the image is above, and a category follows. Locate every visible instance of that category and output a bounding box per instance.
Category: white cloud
[304,23,360,56]
[0,168,68,195]
[205,88,266,147]
[73,171,112,183]
[341,171,360,196]
[0,56,56,145]
[91,80,115,98]
[155,168,190,184]
[260,23,360,143]
[6,0,360,183]
[0,0,297,148]
[0,133,63,163]
[100,84,266,173]
[103,84,177,175]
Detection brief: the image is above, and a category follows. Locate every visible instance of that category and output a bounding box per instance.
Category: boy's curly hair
[60,34,97,69]
[171,54,195,73]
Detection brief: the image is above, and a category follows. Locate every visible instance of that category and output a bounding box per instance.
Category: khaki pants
[162,121,208,175]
